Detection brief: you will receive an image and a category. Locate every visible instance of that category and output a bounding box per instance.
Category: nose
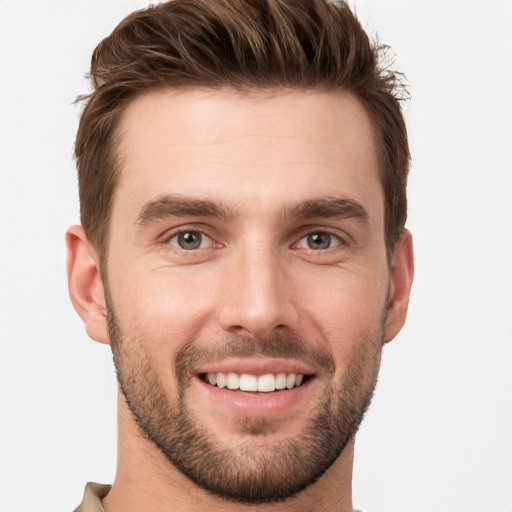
[217,244,299,339]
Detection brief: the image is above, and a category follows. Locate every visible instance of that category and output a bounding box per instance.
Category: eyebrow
[135,195,237,225]
[281,197,369,224]
[135,194,369,226]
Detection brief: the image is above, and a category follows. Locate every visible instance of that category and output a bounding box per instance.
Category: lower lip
[193,377,314,417]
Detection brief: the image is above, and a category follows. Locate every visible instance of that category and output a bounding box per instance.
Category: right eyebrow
[135,194,238,226]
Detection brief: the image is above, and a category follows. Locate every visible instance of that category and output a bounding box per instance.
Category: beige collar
[74,482,111,512]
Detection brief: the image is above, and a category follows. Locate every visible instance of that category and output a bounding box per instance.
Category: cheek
[108,261,220,349]
[296,263,389,362]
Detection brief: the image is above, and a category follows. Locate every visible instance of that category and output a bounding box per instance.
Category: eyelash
[165,228,219,251]
[161,225,347,254]
[293,230,346,251]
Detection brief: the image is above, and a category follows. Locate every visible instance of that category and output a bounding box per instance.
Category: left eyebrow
[280,197,370,224]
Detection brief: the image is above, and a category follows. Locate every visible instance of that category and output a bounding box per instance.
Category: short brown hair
[75,0,410,262]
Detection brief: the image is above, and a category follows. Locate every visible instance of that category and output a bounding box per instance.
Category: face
[103,89,392,502]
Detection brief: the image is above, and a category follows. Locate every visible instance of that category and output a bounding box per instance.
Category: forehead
[114,87,382,221]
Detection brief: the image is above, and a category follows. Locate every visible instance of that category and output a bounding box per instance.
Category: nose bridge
[218,238,297,337]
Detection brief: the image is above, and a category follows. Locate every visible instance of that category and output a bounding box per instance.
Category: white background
[1,1,511,511]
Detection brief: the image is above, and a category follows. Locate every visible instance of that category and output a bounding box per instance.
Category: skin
[66,88,414,512]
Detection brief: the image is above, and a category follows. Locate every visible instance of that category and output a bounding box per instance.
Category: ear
[384,229,414,343]
[66,225,110,345]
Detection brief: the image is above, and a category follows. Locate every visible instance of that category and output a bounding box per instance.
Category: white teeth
[239,374,258,391]
[204,372,306,392]
[257,373,276,392]
[216,372,227,389]
[226,372,239,390]
[275,373,287,390]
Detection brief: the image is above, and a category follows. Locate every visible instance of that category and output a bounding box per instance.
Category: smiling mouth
[199,372,311,392]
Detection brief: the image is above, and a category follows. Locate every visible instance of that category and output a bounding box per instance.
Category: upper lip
[194,357,317,377]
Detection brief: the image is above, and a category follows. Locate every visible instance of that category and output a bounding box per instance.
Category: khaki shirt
[74,482,111,512]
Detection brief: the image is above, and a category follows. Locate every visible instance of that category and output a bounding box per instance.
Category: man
[66,0,414,510]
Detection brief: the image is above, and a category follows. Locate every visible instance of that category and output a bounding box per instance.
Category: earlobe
[384,229,414,343]
[66,225,110,345]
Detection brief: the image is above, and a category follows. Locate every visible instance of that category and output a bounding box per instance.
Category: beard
[106,294,384,504]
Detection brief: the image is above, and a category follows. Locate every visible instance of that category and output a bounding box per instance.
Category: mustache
[175,333,335,384]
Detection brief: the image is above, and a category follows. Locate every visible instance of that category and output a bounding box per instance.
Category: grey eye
[297,232,341,250]
[169,231,207,250]
[307,232,332,250]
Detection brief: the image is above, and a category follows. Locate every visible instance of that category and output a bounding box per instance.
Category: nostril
[227,324,253,335]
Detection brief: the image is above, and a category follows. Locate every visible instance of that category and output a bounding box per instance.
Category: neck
[103,391,355,512]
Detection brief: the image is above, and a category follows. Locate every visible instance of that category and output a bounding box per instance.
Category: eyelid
[296,232,342,250]
[168,231,213,249]
[161,225,222,249]
[291,226,349,249]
